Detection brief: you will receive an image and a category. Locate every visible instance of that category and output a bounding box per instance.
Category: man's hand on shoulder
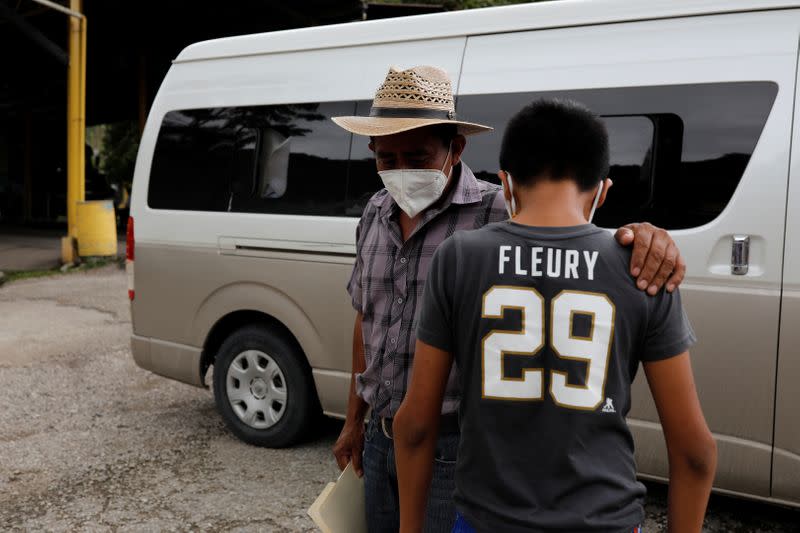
[615,222,686,295]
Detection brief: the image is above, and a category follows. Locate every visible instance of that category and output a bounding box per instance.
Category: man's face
[369,127,464,174]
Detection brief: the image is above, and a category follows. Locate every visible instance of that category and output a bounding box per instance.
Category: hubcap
[250,377,268,399]
[226,350,287,429]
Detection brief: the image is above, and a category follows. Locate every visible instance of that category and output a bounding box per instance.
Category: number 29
[481,286,615,410]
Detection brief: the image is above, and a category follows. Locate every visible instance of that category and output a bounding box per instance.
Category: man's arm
[332,312,369,476]
[615,222,686,294]
[644,353,717,533]
[394,340,454,533]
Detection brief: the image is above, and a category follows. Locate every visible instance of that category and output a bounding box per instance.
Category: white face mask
[587,180,604,224]
[502,172,517,218]
[378,145,452,218]
[503,173,604,223]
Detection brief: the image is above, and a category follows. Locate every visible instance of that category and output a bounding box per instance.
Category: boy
[393,99,717,533]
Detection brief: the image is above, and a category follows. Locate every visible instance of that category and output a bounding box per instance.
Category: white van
[128,0,800,507]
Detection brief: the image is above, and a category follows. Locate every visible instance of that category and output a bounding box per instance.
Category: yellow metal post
[79,12,87,202]
[62,0,85,262]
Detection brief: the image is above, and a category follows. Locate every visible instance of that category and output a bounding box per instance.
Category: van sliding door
[456,10,798,498]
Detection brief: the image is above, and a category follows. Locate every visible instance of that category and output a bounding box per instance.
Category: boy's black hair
[499,99,609,191]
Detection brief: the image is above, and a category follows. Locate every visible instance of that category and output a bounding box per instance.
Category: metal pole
[29,0,86,261]
[65,0,83,242]
[79,13,87,203]
[30,0,83,19]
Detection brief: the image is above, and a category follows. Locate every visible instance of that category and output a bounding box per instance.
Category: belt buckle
[380,417,392,440]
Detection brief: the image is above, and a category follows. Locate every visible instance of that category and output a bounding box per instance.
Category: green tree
[101,121,139,189]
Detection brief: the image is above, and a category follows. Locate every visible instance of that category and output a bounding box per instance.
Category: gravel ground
[0,265,798,532]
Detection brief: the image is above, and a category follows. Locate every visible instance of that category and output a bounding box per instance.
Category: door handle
[731,235,750,275]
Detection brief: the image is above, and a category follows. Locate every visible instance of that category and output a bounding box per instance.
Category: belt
[379,413,459,440]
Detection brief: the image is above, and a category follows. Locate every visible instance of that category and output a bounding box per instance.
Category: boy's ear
[596,178,613,209]
[368,140,375,153]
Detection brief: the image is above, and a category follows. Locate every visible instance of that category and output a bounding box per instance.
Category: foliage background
[101,122,140,189]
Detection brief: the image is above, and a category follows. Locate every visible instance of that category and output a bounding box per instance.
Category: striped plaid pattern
[347,163,507,417]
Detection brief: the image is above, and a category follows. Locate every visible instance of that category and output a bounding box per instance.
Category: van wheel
[213,325,317,447]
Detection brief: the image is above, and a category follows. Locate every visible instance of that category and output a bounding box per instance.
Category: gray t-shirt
[417,221,696,533]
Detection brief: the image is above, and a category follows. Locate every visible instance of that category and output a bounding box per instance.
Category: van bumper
[131,334,205,388]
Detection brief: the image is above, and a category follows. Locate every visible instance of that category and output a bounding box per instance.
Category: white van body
[129,0,800,507]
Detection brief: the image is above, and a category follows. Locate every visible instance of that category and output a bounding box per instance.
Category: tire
[213,324,318,447]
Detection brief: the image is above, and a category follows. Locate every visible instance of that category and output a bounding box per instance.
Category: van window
[456,82,778,229]
[148,102,356,216]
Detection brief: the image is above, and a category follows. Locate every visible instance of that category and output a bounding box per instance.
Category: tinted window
[457,82,777,229]
[148,102,357,216]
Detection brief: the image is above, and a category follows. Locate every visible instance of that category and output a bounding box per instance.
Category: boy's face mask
[502,173,605,223]
[587,180,604,224]
[378,144,452,218]
[503,172,517,218]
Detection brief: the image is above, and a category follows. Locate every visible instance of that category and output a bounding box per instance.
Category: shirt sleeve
[415,234,459,353]
[346,206,370,313]
[640,287,697,362]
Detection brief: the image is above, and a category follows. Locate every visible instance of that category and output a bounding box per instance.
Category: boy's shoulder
[592,228,633,262]
[587,230,642,293]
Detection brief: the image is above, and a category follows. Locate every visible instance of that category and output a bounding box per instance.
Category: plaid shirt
[347,163,507,417]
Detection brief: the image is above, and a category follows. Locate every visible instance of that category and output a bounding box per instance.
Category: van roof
[175,0,798,63]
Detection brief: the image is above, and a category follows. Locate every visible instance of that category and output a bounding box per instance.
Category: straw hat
[332,65,492,137]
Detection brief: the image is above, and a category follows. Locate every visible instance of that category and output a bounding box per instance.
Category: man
[331,66,687,533]
[393,99,715,533]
